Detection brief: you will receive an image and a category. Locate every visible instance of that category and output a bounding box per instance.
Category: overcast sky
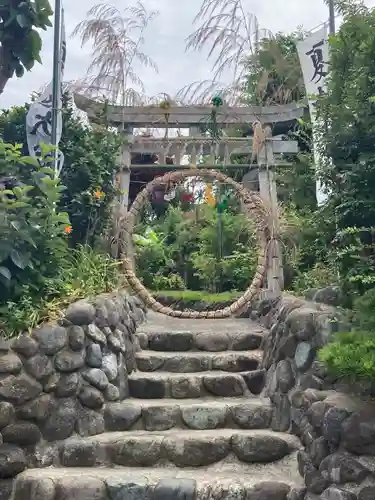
[1,0,375,109]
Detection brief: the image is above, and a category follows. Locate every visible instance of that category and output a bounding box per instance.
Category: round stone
[24,353,53,381]
[276,360,295,393]
[78,386,104,410]
[65,301,96,326]
[32,326,68,355]
[86,344,103,368]
[104,384,120,402]
[0,402,15,430]
[54,373,80,397]
[11,334,39,358]
[0,444,26,478]
[68,325,85,351]
[294,342,315,372]
[82,368,109,390]
[2,421,41,446]
[55,349,85,372]
[85,324,107,345]
[102,353,118,381]
[0,353,22,374]
[181,406,228,430]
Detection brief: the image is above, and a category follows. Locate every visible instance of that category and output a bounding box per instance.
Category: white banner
[297,24,330,206]
[26,8,67,177]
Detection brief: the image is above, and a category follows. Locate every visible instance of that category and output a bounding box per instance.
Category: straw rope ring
[121,169,271,318]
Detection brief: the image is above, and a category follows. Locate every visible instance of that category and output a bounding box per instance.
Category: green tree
[0,0,52,94]
[317,0,375,295]
[0,101,121,245]
[0,141,70,303]
[135,204,258,293]
[243,31,306,106]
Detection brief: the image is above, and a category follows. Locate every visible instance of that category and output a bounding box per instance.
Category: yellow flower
[93,190,104,200]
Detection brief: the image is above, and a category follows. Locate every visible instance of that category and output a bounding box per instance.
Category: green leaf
[16,13,29,28]
[0,266,11,280]
[40,166,55,175]
[21,156,39,166]
[29,30,42,58]
[8,201,29,208]
[15,64,24,78]
[10,249,29,269]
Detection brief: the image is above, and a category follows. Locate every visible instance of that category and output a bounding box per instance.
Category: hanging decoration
[208,95,223,141]
[204,183,216,207]
[159,99,171,139]
[151,185,165,203]
[180,191,194,203]
[198,95,223,141]
[251,120,266,163]
[164,189,176,201]
[216,198,229,213]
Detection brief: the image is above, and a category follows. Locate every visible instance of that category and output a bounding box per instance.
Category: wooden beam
[130,162,293,170]
[74,94,304,127]
[129,137,299,156]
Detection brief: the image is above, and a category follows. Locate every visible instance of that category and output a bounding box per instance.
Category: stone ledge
[257,294,375,500]
[0,292,146,484]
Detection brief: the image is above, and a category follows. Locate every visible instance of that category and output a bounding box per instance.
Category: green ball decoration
[211,95,223,107]
[216,199,229,213]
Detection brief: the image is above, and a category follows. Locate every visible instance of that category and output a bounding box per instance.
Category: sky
[1,0,375,109]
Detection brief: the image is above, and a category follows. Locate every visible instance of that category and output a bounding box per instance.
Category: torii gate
[75,95,302,298]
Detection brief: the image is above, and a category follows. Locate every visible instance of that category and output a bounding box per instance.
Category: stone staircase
[12,311,304,500]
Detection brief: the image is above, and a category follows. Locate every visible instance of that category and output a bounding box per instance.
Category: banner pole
[328,0,335,34]
[51,0,62,149]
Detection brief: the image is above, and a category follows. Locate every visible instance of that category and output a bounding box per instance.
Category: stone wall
[256,294,375,500]
[0,292,146,495]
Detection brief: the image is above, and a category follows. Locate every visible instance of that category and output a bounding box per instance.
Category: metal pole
[51,0,62,148]
[328,0,335,34]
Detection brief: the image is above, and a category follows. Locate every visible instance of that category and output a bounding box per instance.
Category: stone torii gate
[75,96,303,297]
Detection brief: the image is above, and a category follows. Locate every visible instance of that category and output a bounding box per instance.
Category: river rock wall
[0,292,146,493]
[256,294,375,500]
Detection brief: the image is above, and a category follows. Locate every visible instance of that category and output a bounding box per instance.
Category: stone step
[104,397,273,431]
[136,329,263,353]
[135,350,263,373]
[57,429,301,469]
[128,371,265,399]
[12,462,304,500]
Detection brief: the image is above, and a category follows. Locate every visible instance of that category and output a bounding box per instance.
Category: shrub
[0,139,122,337]
[319,330,375,381]
[318,287,375,382]
[352,288,375,331]
[0,245,121,336]
[0,141,70,303]
[0,101,122,247]
[152,274,185,291]
[134,204,258,293]
[292,262,339,294]
[59,107,121,246]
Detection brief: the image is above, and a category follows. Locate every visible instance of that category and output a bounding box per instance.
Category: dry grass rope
[121,169,271,318]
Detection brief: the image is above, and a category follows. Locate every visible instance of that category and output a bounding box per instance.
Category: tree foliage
[0,100,121,246]
[316,1,375,296]
[243,31,306,106]
[0,0,52,94]
[135,204,258,293]
[0,141,70,303]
